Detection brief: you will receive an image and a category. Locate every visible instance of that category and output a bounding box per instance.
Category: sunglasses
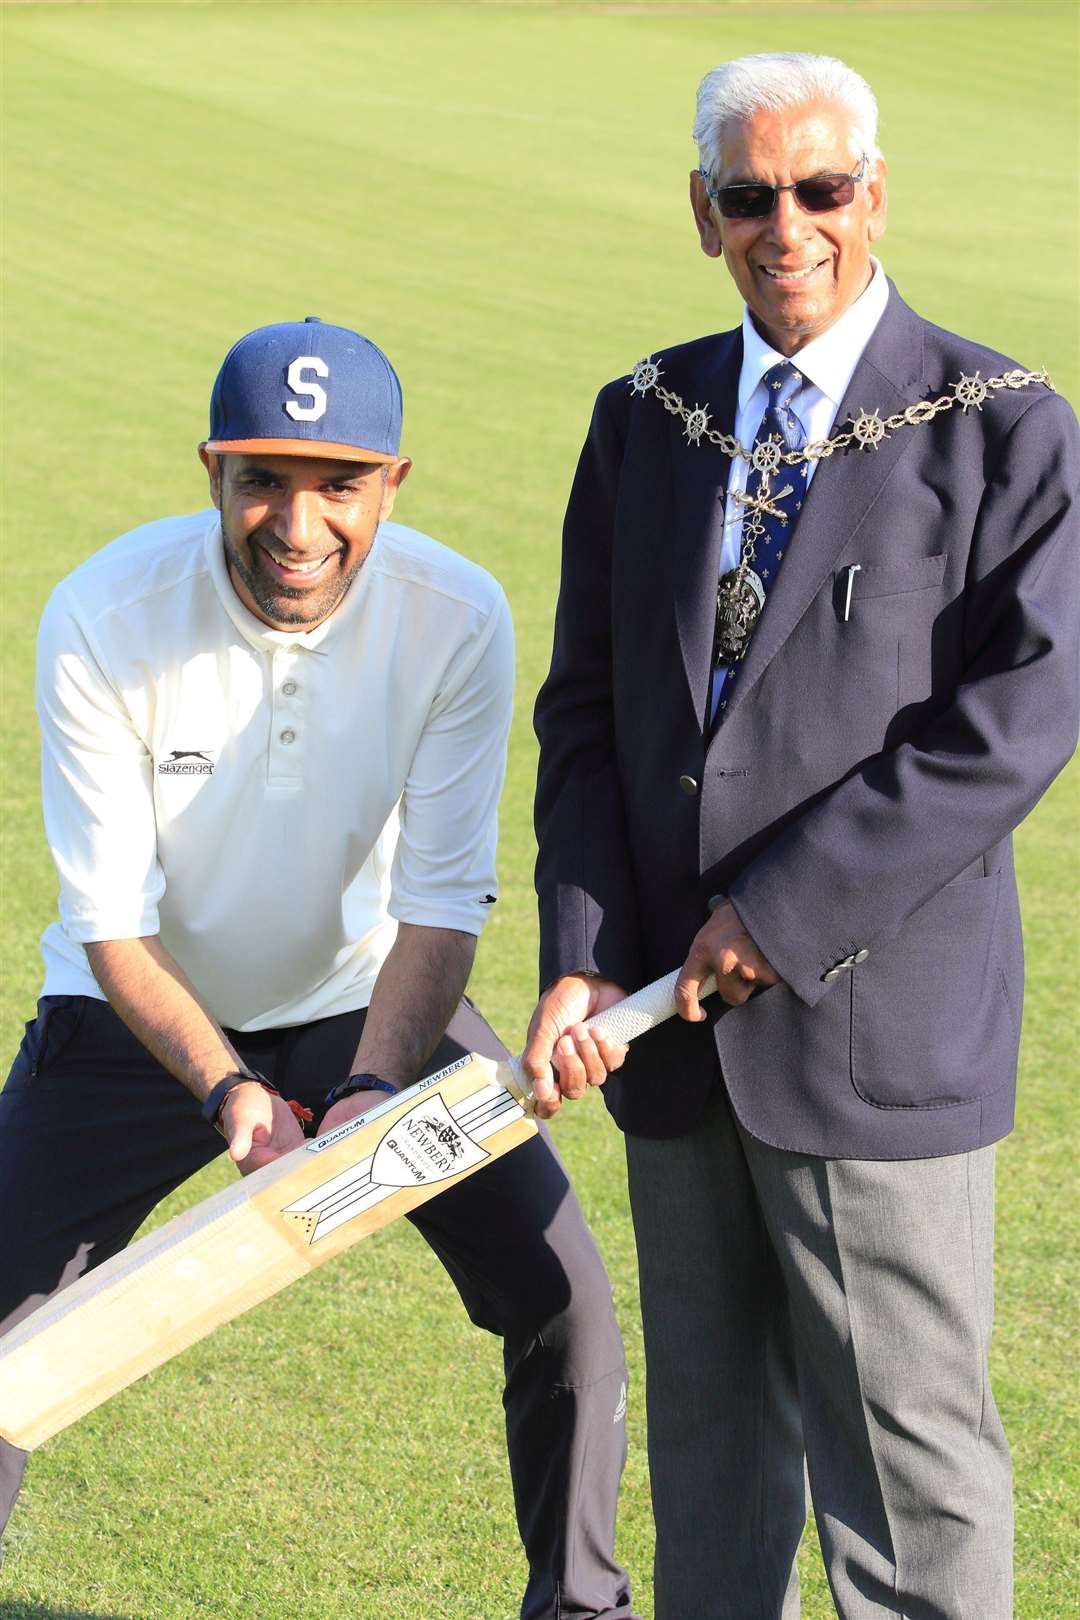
[701,156,868,221]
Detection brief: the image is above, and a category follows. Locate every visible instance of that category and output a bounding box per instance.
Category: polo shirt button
[679,774,699,796]
[281,680,298,696]
[280,728,296,745]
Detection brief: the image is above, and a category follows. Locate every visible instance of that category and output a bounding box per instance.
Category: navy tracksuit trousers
[0,994,636,1620]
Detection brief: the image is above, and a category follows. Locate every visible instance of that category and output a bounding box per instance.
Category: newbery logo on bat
[280,1087,504,1246]
[371,1095,488,1187]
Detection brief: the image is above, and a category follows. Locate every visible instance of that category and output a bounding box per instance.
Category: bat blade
[0,1051,533,1450]
[0,967,711,1450]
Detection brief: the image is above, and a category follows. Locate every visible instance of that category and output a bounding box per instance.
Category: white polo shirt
[36,511,514,1031]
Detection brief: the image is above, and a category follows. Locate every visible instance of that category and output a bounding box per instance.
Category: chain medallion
[628,357,1052,473]
[628,355,1052,671]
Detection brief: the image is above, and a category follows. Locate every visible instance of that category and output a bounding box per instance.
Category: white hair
[694,52,881,179]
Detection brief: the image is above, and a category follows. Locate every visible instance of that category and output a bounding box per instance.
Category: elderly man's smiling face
[691,98,888,355]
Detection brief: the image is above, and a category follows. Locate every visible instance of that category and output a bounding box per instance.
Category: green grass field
[1,2,1077,1616]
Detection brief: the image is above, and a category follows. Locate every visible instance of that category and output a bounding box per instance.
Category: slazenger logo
[158,750,215,777]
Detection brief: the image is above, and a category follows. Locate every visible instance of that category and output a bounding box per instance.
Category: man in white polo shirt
[0,318,638,1620]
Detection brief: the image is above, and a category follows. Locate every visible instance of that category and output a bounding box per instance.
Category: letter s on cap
[284,355,329,422]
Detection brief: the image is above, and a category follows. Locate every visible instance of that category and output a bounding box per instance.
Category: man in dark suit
[522,51,1078,1620]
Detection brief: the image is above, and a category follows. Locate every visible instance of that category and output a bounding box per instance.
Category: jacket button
[679,774,699,796]
[853,948,869,963]
[822,967,842,983]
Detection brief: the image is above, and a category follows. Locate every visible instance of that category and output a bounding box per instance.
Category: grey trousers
[0,995,637,1620]
[625,1089,1012,1620]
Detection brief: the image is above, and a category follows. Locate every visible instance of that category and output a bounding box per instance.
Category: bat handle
[509,968,717,1098]
[584,969,717,1045]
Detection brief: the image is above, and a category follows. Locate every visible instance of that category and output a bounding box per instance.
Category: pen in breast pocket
[842,564,862,622]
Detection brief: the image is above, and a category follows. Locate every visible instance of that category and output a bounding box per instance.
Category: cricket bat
[0,967,713,1451]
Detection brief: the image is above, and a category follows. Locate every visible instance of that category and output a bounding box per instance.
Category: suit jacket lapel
[715,288,929,727]
[669,328,742,729]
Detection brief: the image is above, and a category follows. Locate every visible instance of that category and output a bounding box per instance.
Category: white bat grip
[509,968,716,1094]
[584,969,716,1044]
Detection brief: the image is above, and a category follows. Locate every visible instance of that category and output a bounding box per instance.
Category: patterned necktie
[715,360,807,717]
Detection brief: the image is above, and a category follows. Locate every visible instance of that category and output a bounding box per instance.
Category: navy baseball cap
[205,317,403,463]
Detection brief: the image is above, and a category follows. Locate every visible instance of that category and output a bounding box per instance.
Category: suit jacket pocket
[841,552,947,602]
[829,554,948,720]
[849,873,1018,1109]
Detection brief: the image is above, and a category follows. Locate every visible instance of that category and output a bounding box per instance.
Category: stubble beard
[222,522,365,629]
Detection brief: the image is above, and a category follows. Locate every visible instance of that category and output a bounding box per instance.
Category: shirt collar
[738,257,889,412]
[204,513,378,655]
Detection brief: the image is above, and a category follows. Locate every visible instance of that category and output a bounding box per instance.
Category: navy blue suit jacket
[534,286,1079,1157]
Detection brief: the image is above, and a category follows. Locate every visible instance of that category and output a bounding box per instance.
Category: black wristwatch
[324,1072,399,1108]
